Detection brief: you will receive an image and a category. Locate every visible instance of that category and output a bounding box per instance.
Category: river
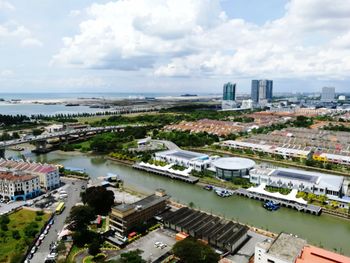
[17,151,350,255]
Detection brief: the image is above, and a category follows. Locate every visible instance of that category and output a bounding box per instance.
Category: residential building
[249,167,345,197]
[251,80,273,103]
[241,99,254,109]
[321,87,335,102]
[0,159,60,190]
[154,149,211,171]
[109,189,169,244]
[0,171,40,201]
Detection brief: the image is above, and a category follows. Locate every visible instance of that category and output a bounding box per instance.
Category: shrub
[1,223,8,231]
[35,216,42,221]
[36,211,44,216]
[12,230,21,240]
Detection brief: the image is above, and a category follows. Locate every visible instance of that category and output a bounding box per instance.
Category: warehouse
[162,207,249,253]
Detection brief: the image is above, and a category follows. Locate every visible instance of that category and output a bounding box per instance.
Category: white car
[154,241,161,247]
[31,246,37,254]
[39,234,45,241]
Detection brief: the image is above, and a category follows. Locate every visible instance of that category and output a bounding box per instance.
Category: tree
[81,186,115,215]
[116,250,146,263]
[12,230,20,240]
[32,128,43,136]
[173,238,220,263]
[88,240,101,256]
[66,205,96,231]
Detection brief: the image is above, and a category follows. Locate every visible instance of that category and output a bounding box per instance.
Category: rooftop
[268,233,307,263]
[113,193,169,213]
[296,245,350,263]
[271,169,319,183]
[213,157,256,170]
[157,149,208,161]
[0,172,38,182]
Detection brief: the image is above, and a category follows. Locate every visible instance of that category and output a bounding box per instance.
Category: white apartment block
[0,172,40,201]
[0,159,60,190]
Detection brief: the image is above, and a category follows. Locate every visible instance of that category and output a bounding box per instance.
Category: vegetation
[112,249,146,263]
[81,186,115,216]
[147,159,168,166]
[154,130,219,147]
[171,164,186,171]
[59,167,89,178]
[172,238,220,263]
[265,186,292,195]
[324,124,350,132]
[0,209,50,263]
[0,114,30,125]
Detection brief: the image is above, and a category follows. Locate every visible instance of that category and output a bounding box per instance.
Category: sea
[0,92,217,116]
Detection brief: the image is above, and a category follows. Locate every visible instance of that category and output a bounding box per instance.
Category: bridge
[0,125,136,157]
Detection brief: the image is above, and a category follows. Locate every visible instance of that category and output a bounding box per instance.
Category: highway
[0,125,139,149]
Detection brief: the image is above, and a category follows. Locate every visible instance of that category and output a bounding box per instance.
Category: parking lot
[112,228,176,262]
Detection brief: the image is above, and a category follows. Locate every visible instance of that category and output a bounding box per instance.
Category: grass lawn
[0,209,51,263]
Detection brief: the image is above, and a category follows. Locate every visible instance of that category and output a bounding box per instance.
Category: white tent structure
[247,183,307,205]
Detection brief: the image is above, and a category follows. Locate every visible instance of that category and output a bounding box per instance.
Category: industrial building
[254,233,306,263]
[162,207,249,253]
[255,232,350,263]
[109,189,169,244]
[250,167,345,197]
[0,159,60,190]
[0,172,40,201]
[154,149,211,171]
[212,157,256,180]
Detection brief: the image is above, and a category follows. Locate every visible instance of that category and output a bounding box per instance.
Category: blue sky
[0,0,349,94]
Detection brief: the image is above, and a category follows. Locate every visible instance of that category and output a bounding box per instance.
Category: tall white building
[321,87,335,102]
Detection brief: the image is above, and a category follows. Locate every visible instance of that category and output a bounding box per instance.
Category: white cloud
[0,0,14,10]
[53,0,350,81]
[0,69,14,77]
[0,22,42,47]
[69,10,81,17]
[21,37,43,47]
[55,76,106,88]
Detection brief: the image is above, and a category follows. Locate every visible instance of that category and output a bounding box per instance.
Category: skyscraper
[223,82,236,101]
[321,87,335,102]
[251,79,273,103]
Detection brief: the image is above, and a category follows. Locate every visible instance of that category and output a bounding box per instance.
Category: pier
[235,188,322,215]
[133,164,199,184]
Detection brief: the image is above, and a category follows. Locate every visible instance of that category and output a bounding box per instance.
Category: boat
[203,185,213,191]
[215,188,233,197]
[65,103,80,107]
[263,201,280,211]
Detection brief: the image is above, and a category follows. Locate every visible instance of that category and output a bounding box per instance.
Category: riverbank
[31,150,350,255]
[189,147,350,177]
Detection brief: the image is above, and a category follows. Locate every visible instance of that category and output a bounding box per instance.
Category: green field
[0,209,51,263]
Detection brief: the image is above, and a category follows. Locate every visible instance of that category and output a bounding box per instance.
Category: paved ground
[226,230,272,263]
[29,178,87,263]
[109,228,176,262]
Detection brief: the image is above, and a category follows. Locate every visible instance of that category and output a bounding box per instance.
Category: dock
[235,188,322,215]
[133,164,199,184]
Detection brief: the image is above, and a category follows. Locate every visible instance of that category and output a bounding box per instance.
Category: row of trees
[154,130,219,147]
[0,114,30,125]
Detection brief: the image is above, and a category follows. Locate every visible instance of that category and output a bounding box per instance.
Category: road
[30,178,87,263]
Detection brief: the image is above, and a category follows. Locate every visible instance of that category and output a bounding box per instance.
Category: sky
[0,0,350,94]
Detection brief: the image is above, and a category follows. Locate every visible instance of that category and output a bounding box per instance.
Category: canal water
[27,151,350,255]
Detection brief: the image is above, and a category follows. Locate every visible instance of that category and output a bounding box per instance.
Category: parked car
[30,246,37,254]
